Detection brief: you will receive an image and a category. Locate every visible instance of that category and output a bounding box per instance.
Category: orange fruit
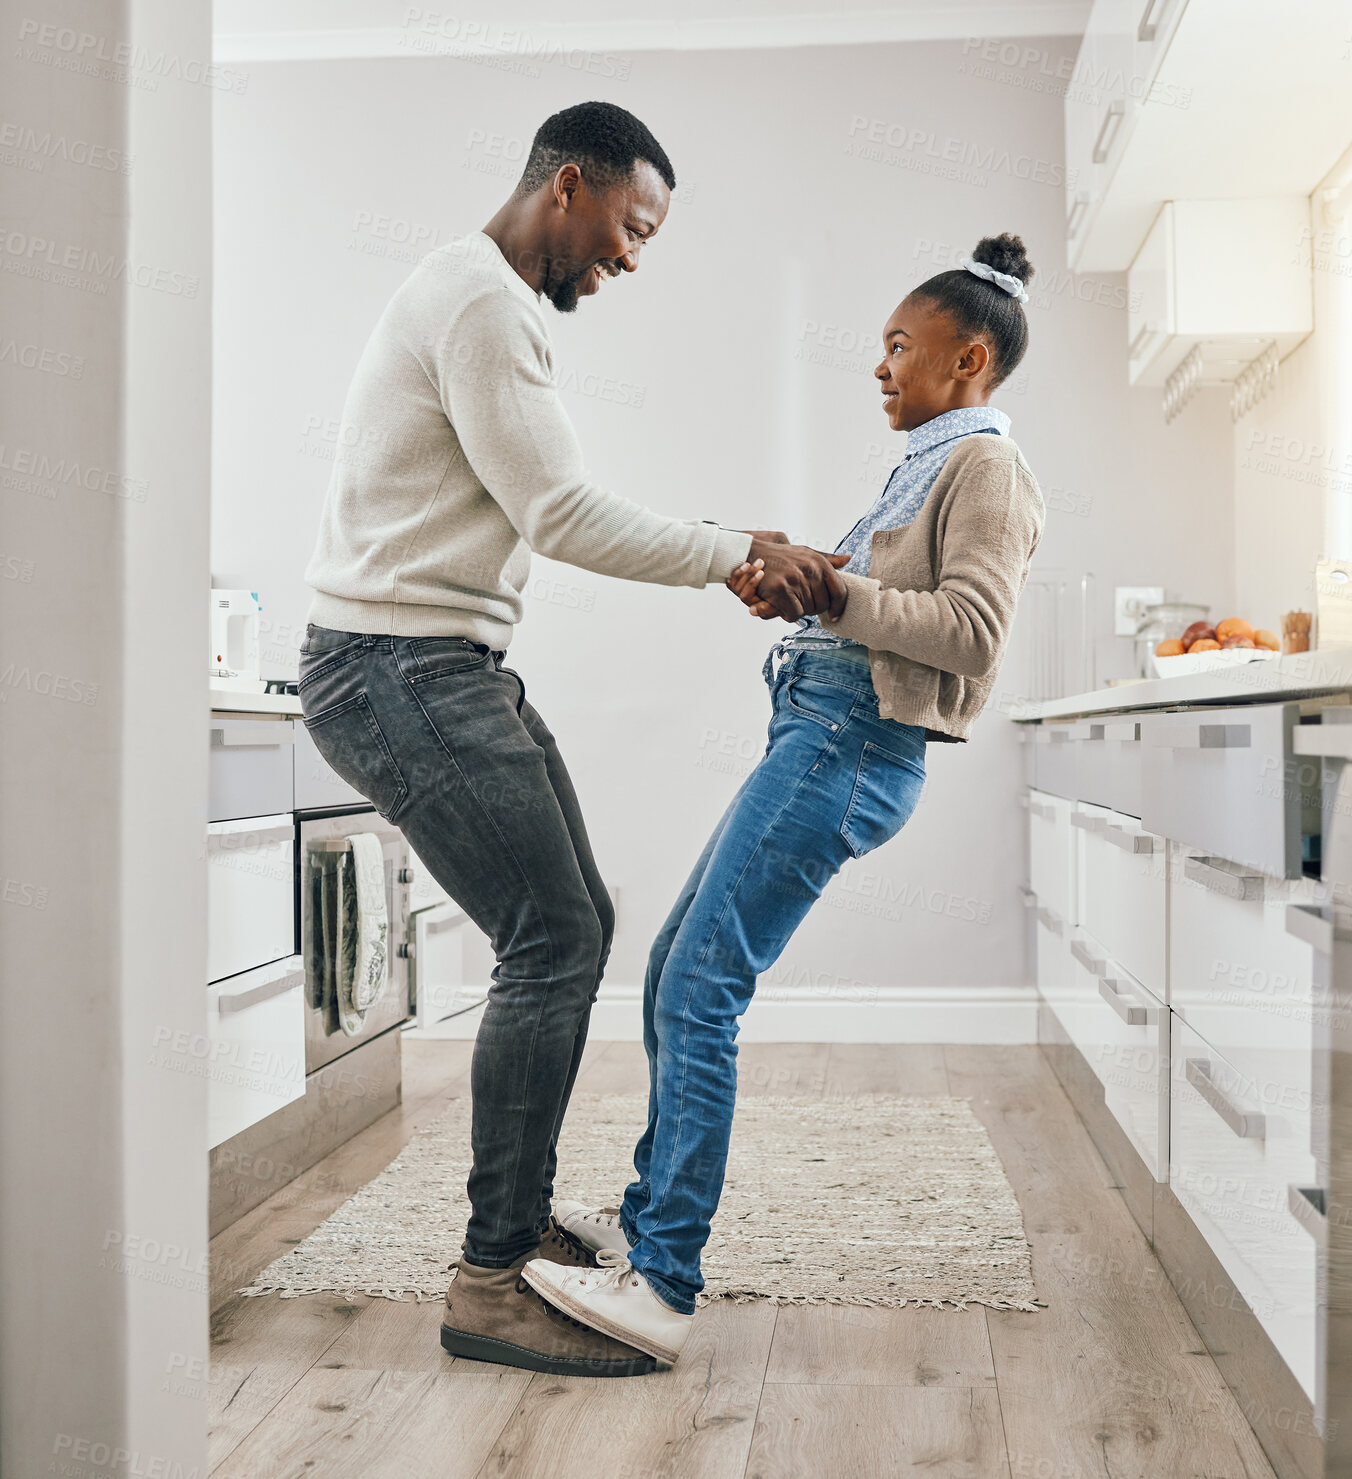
[1155,638,1185,656]
[1215,617,1254,642]
[1253,629,1280,651]
[1188,638,1221,652]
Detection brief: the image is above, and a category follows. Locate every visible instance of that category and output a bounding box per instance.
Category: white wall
[0,0,212,1473]
[212,39,1234,1035]
[1232,176,1352,627]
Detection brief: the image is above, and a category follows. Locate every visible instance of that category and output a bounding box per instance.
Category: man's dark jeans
[297,625,613,1267]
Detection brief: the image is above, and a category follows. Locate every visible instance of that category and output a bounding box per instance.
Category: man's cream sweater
[305,231,751,646]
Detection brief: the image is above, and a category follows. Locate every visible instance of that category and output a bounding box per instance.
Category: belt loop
[763,640,793,688]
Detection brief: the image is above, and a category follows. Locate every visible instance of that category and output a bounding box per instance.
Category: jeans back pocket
[840,740,926,859]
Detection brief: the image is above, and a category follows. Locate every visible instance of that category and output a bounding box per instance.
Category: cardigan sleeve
[817,453,1043,679]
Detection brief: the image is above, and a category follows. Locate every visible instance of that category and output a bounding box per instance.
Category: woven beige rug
[240,1093,1040,1310]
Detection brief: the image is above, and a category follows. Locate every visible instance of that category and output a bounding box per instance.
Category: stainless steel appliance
[298,806,412,1071]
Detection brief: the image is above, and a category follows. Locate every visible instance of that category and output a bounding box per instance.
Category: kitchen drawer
[1029,789,1075,926]
[1078,804,1166,1000]
[1170,1015,1317,1399]
[209,717,295,822]
[1104,717,1145,818]
[1167,842,1319,1104]
[206,956,306,1149]
[1068,722,1113,808]
[293,720,363,811]
[1141,702,1309,878]
[1066,930,1169,1178]
[1032,725,1079,799]
[207,814,296,984]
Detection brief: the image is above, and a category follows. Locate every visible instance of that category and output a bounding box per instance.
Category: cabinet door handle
[1070,938,1107,976]
[1067,193,1090,240]
[1103,824,1155,854]
[1286,903,1334,953]
[1183,856,1264,901]
[1067,723,1104,742]
[1292,726,1352,759]
[1036,906,1064,936]
[1288,1184,1327,1246]
[1104,721,1141,743]
[1019,886,1037,908]
[1185,1058,1265,1140]
[1028,799,1054,821]
[217,968,304,1014]
[212,723,295,748]
[1138,0,1168,42]
[1092,101,1125,164]
[1071,812,1104,833]
[1150,723,1252,750]
[1099,976,1150,1025]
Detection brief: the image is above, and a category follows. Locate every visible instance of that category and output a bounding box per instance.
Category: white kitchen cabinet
[1140,702,1310,879]
[1125,198,1312,388]
[1168,841,1319,1104]
[1170,1015,1317,1399]
[1067,0,1352,272]
[206,956,306,1149]
[1065,927,1169,1178]
[207,813,296,984]
[1032,727,1079,800]
[1077,804,1167,1001]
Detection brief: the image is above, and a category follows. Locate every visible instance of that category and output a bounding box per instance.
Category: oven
[297,806,412,1071]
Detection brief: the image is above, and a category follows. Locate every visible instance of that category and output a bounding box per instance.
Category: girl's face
[873,296,992,432]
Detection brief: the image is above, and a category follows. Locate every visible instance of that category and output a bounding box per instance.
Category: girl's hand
[726,559,765,604]
[728,561,793,621]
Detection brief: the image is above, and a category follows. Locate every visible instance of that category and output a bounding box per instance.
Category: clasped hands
[727,532,851,623]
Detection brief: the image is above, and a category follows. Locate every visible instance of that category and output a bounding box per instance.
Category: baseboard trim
[406,983,1039,1044]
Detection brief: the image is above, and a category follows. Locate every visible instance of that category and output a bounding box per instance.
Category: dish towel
[338,833,389,1035]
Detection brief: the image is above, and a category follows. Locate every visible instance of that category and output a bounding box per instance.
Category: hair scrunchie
[960,257,1029,304]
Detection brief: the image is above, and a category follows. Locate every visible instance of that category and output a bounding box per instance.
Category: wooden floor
[208,1041,1278,1479]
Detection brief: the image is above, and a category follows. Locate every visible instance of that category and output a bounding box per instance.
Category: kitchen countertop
[1012,646,1352,722]
[209,682,303,718]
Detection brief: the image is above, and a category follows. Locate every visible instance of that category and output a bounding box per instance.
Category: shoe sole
[520,1263,682,1367]
[439,1322,656,1377]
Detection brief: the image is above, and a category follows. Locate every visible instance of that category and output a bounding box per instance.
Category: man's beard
[545,266,588,314]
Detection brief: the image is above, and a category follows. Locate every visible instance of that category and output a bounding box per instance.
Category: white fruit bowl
[1151,647,1279,679]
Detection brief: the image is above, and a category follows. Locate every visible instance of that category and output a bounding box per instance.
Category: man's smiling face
[543,159,669,312]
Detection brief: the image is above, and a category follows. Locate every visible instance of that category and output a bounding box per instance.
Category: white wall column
[0,0,213,1472]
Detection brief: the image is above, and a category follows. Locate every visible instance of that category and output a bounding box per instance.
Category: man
[299,101,845,1378]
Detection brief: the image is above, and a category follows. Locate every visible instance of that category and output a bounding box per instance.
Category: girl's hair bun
[971,232,1035,288]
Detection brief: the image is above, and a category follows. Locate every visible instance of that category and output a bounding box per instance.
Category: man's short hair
[515,101,676,198]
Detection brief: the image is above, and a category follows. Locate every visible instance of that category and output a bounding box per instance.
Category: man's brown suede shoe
[535,1215,598,1268]
[439,1253,657,1376]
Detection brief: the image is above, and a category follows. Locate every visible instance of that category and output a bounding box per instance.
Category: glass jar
[1135,602,1210,676]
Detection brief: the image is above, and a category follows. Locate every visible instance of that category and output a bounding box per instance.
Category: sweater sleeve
[817,454,1043,678]
[434,289,751,586]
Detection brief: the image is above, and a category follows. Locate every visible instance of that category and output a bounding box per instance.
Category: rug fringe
[236,1283,1044,1311]
[238,1284,443,1303]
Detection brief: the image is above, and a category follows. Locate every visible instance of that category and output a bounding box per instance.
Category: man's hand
[729,541,851,622]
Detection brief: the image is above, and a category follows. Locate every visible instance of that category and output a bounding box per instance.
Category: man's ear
[955,339,991,382]
[552,163,582,212]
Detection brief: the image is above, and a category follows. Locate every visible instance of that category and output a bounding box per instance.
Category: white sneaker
[553,1200,633,1258]
[523,1249,693,1367]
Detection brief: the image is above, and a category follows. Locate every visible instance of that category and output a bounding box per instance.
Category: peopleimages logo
[846,115,1075,190]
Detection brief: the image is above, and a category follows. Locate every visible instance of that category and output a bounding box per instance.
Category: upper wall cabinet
[1066,0,1352,272]
[1125,199,1313,387]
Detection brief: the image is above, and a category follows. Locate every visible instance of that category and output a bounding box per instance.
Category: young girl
[525,234,1046,1366]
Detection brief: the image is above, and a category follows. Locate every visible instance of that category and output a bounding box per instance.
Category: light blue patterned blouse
[783,405,1012,651]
